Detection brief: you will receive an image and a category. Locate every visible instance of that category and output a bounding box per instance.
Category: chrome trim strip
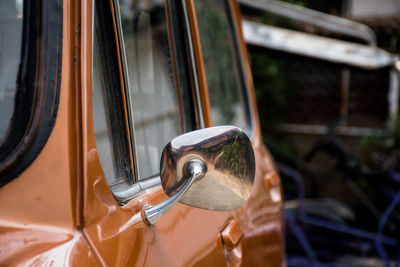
[112,176,162,203]
[181,0,205,129]
[112,0,141,181]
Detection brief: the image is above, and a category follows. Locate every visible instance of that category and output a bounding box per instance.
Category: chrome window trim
[112,0,141,182]
[112,176,161,203]
[181,0,205,129]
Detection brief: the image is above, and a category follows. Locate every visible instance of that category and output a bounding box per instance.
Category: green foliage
[361,117,400,153]
[359,117,400,175]
[248,0,310,157]
[258,0,307,30]
[283,0,307,7]
[250,51,292,135]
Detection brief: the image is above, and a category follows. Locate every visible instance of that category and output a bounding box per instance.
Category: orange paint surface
[0,0,285,266]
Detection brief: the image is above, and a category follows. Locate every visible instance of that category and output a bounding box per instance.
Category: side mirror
[143,126,255,224]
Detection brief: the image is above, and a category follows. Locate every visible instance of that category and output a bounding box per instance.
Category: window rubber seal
[0,0,62,186]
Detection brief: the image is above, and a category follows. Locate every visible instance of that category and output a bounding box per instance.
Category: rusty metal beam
[243,20,395,69]
[239,0,377,46]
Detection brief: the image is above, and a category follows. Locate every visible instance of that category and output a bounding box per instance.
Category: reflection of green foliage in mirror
[194,0,240,125]
[215,136,251,178]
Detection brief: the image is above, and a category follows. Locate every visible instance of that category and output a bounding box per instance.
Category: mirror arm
[143,159,207,225]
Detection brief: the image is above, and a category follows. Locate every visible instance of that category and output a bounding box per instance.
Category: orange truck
[0,0,284,266]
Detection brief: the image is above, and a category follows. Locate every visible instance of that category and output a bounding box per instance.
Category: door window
[118,0,196,181]
[118,1,183,180]
[93,0,196,196]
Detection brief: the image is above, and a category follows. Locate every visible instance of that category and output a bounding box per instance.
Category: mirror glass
[160,126,255,211]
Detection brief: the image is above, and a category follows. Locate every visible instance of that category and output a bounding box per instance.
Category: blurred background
[239,0,400,266]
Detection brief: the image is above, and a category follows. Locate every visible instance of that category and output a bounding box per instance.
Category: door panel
[84,0,284,266]
[83,131,284,266]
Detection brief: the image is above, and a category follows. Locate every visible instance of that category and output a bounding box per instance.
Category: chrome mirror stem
[143,159,207,225]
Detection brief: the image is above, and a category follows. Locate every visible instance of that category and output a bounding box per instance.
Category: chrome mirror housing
[143,126,255,224]
[161,126,255,210]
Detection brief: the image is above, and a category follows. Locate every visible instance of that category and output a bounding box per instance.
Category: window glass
[118,0,184,180]
[93,39,119,185]
[0,0,23,144]
[194,0,252,134]
[93,0,193,191]
[93,0,133,188]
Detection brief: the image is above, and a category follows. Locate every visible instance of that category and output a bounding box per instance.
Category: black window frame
[0,0,63,186]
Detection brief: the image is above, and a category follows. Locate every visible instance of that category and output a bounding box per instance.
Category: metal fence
[281,53,390,130]
[248,44,400,267]
[241,0,400,265]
